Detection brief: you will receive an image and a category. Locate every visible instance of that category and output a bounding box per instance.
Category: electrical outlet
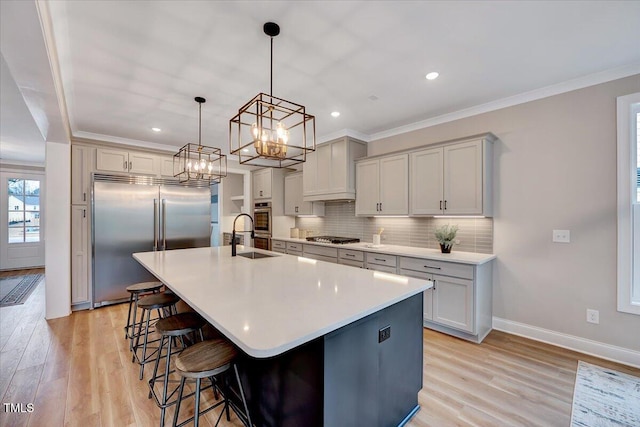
[553,229,571,243]
[378,325,391,343]
[586,309,599,324]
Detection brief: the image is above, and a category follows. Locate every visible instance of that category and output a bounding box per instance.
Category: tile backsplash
[295,201,493,254]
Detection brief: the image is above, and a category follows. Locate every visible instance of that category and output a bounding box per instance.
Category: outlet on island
[379,325,391,343]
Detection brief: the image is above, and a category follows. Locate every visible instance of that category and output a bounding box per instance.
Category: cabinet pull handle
[345,253,355,257]
[374,258,386,262]
[129,161,132,170]
[123,161,127,170]
[440,200,442,210]
[83,192,86,202]
[380,202,383,211]
[424,265,441,270]
[433,280,436,290]
[83,209,86,218]
[444,200,447,210]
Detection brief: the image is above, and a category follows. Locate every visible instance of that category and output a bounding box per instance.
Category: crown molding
[370,63,640,142]
[73,131,179,153]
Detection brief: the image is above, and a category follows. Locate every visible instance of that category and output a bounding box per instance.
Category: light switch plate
[553,229,570,243]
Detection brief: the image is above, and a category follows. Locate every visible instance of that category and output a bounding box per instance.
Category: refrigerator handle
[153,199,159,251]
[162,199,167,250]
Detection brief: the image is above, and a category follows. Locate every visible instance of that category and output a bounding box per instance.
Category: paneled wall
[295,201,493,254]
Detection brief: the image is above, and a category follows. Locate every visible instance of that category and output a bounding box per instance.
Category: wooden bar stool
[124,281,163,352]
[172,339,252,427]
[133,292,180,380]
[149,312,207,427]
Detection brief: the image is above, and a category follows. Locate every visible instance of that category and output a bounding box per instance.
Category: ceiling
[2,1,640,164]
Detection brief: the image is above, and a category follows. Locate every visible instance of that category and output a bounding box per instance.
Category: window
[7,178,40,243]
[617,92,640,315]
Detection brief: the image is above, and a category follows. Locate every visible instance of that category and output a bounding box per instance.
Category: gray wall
[369,74,640,352]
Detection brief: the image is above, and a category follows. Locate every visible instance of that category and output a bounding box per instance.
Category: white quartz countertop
[133,246,431,358]
[272,237,496,265]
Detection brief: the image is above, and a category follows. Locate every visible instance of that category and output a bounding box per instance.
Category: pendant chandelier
[174,97,227,184]
[229,22,316,168]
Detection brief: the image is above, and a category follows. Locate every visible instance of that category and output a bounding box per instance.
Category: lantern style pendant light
[174,97,227,183]
[229,22,316,168]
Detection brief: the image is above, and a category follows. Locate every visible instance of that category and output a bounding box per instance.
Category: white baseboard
[492,317,640,369]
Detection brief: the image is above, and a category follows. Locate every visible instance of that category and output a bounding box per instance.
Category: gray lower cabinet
[303,245,338,263]
[399,256,493,343]
[286,242,303,256]
[338,249,364,268]
[365,252,397,273]
[272,239,286,253]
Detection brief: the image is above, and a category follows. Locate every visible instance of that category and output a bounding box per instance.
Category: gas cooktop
[306,236,360,244]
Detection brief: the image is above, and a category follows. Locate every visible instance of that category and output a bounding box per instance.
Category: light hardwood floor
[1,270,638,427]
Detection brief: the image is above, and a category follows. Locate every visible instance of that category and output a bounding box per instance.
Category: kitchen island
[134,246,431,427]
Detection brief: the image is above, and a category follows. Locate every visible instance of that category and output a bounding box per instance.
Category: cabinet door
[71,206,89,304]
[315,143,332,194]
[129,152,156,175]
[96,148,129,172]
[159,155,175,178]
[302,150,318,196]
[355,160,380,215]
[284,174,301,215]
[379,154,408,215]
[399,269,433,321]
[329,139,347,193]
[253,169,272,199]
[432,275,474,333]
[410,148,444,215]
[71,146,90,205]
[443,140,483,215]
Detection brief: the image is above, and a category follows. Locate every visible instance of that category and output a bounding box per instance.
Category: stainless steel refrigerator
[92,174,211,307]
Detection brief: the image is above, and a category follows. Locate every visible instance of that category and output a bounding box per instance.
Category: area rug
[0,274,43,307]
[571,361,640,427]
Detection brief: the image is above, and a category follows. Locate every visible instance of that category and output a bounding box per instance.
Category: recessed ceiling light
[331,111,340,118]
[425,72,439,80]
[151,127,162,132]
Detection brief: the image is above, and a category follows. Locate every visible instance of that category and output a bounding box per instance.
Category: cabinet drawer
[366,252,397,267]
[304,253,337,264]
[272,248,286,254]
[339,249,364,262]
[304,244,338,258]
[272,240,286,250]
[339,259,364,268]
[366,264,397,274]
[286,242,303,252]
[399,257,473,280]
[287,250,303,256]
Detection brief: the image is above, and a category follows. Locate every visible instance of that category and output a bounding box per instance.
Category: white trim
[0,160,45,169]
[493,317,640,369]
[371,64,640,141]
[616,92,640,315]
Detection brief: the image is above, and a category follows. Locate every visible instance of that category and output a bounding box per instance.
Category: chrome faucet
[231,213,255,256]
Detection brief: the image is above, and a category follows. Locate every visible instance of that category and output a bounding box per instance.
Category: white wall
[44,141,70,319]
[369,74,640,354]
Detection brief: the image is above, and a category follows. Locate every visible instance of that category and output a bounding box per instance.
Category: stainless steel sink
[237,251,276,260]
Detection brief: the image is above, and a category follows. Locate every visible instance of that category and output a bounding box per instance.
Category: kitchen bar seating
[133,292,180,380]
[149,312,207,427]
[124,281,163,351]
[172,339,252,427]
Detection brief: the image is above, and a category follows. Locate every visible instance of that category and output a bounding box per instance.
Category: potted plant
[434,224,459,253]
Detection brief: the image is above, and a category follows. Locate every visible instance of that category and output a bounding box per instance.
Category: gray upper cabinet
[284,172,324,216]
[303,137,367,201]
[410,135,494,216]
[252,168,272,200]
[95,148,156,175]
[355,154,409,216]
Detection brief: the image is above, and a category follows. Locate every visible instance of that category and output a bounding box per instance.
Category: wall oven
[254,202,272,250]
[254,202,272,235]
